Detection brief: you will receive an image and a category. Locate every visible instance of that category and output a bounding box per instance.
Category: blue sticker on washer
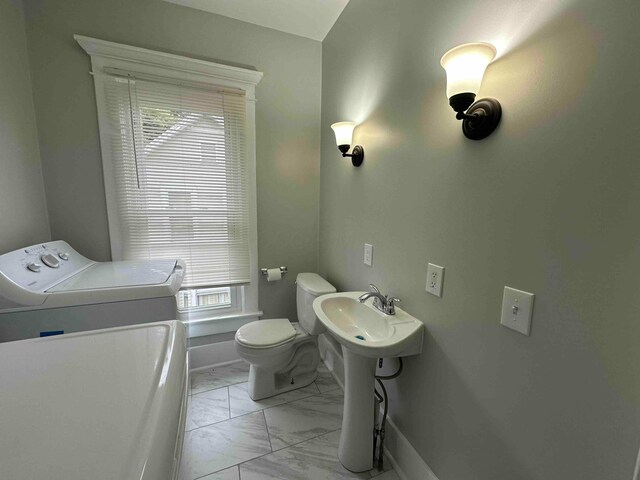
[40,330,64,337]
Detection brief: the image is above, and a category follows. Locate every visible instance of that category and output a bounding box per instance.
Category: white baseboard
[184,312,261,338]
[188,339,240,370]
[318,334,438,480]
[383,415,439,480]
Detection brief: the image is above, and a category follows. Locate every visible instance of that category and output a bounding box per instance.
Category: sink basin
[312,291,424,472]
[313,292,423,358]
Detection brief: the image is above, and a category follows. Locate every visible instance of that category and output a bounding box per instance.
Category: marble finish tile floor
[186,387,230,431]
[315,362,342,393]
[180,360,398,480]
[241,430,368,480]
[229,381,320,418]
[191,362,251,394]
[263,389,344,450]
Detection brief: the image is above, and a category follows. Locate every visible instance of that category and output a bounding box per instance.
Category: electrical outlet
[364,243,373,267]
[426,263,444,297]
[500,286,535,336]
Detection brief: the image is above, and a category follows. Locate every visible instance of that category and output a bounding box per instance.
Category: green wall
[320,0,640,478]
[22,0,322,319]
[0,0,50,252]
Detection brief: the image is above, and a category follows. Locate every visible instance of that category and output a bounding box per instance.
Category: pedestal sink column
[338,346,376,472]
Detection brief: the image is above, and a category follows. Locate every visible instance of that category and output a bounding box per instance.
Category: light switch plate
[364,243,373,267]
[500,286,535,336]
[426,263,444,297]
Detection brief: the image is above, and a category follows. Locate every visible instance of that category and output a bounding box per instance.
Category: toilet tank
[296,273,336,335]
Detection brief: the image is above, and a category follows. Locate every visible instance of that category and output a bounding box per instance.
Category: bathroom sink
[312,292,423,358]
[312,291,424,472]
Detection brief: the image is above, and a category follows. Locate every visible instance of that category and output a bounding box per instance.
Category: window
[177,287,232,311]
[78,35,262,329]
[101,77,251,288]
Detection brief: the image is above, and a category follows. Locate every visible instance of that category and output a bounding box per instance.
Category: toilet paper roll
[266,268,282,282]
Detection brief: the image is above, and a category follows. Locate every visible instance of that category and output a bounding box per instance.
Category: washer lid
[236,318,296,348]
[296,273,336,296]
[47,259,177,292]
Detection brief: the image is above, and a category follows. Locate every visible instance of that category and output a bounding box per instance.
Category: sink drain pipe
[373,357,404,471]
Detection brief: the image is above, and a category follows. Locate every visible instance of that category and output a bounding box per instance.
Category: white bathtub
[0,320,188,480]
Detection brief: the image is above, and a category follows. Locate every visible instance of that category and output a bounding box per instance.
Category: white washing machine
[0,320,189,480]
[0,240,185,342]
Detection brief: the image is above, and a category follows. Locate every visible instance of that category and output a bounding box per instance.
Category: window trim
[76,35,262,315]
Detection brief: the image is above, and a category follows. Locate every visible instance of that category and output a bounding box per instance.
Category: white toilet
[235,273,336,400]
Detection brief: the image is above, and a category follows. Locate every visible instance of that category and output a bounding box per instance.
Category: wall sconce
[331,121,364,167]
[440,42,501,140]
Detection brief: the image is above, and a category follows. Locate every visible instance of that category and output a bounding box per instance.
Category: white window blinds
[101,75,250,288]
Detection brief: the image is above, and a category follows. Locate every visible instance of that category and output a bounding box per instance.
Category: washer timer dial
[27,263,42,272]
[41,254,61,269]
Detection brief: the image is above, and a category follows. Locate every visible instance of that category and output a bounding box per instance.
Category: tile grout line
[186,386,337,434]
[233,426,345,472]
[191,428,388,480]
[262,409,274,452]
[191,360,339,397]
[187,366,343,442]
[270,426,342,453]
[185,370,367,480]
[191,378,247,396]
[190,364,251,395]
[192,362,339,397]
[191,379,342,427]
[189,411,291,480]
[259,390,324,413]
[186,408,261,434]
[187,384,342,434]
[187,413,274,480]
[184,388,230,433]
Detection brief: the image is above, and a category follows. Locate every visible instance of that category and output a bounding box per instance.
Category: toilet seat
[236,318,296,348]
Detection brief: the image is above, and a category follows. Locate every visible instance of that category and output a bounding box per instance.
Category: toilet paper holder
[260,266,288,276]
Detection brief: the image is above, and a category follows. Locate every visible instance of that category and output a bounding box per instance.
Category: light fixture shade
[440,42,496,99]
[331,121,356,147]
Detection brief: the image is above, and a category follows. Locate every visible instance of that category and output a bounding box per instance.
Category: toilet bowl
[235,273,336,400]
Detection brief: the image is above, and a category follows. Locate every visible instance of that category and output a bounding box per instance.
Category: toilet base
[246,336,321,400]
[236,322,322,401]
[248,366,318,400]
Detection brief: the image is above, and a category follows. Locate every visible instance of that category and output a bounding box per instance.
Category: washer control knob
[41,254,60,269]
[58,252,69,261]
[27,263,42,272]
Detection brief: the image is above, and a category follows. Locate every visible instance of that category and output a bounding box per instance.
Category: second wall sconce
[440,42,501,140]
[331,121,364,167]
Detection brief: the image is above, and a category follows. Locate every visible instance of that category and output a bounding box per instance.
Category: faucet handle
[369,284,381,294]
[387,296,401,305]
[385,296,401,315]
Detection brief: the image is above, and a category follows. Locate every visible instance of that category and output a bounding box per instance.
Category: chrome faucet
[358,284,401,315]
[359,284,384,310]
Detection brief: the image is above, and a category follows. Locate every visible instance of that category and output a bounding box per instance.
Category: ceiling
[162,0,351,41]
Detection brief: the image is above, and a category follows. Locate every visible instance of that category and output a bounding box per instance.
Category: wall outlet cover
[500,286,535,336]
[364,243,373,267]
[426,263,444,297]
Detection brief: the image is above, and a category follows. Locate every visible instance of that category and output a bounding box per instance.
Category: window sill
[180,310,263,337]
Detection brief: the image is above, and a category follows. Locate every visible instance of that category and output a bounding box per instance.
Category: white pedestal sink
[312,292,424,472]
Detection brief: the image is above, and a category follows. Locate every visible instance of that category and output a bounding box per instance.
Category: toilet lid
[236,318,297,348]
